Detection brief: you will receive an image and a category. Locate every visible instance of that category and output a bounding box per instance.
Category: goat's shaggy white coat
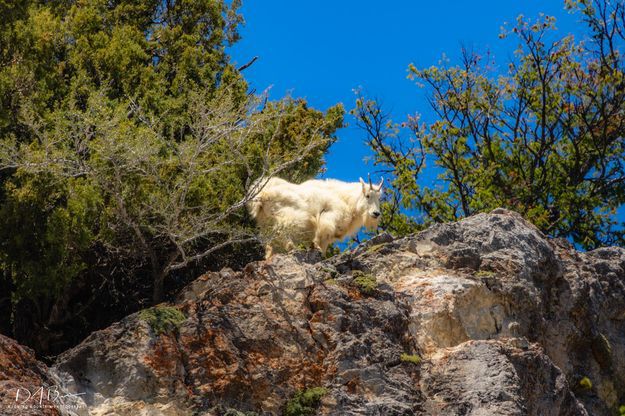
[248,177,383,257]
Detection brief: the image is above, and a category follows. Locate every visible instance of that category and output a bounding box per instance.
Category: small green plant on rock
[284,387,327,416]
[475,270,496,278]
[351,271,378,295]
[579,376,592,390]
[400,353,422,365]
[139,305,186,335]
[366,243,386,254]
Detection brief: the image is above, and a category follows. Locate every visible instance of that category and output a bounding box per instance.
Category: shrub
[139,306,186,335]
[351,271,378,295]
[284,387,327,416]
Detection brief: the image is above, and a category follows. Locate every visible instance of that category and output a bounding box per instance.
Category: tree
[0,0,344,354]
[0,0,246,140]
[354,0,625,249]
[2,87,343,303]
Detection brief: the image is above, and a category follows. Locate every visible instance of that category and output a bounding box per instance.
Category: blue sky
[229,0,585,183]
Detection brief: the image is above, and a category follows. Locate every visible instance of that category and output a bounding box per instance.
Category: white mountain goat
[247,176,384,258]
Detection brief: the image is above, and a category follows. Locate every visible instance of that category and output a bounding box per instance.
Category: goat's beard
[363,214,380,230]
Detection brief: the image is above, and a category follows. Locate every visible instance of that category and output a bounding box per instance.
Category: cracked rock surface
[2,209,624,415]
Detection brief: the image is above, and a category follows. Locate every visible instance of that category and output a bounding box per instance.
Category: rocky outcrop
[2,209,624,415]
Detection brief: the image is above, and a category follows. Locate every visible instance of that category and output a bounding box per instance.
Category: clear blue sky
[229,0,585,183]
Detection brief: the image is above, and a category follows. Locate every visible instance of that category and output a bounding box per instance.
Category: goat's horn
[378,177,384,189]
[368,173,372,189]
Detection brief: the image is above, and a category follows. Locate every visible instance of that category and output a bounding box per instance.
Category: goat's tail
[247,196,263,219]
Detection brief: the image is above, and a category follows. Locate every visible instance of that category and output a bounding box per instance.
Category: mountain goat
[247,176,384,258]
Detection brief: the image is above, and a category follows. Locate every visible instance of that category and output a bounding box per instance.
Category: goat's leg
[318,239,329,254]
[313,212,336,255]
[312,234,323,252]
[313,226,329,253]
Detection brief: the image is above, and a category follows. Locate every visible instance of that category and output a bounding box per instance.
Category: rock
[3,208,624,415]
[0,334,83,416]
[421,340,587,415]
[51,254,423,415]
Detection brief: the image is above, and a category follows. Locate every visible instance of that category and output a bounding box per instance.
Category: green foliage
[475,270,496,278]
[284,387,327,416]
[139,305,186,335]
[351,271,378,295]
[2,89,341,305]
[0,0,245,136]
[353,1,625,249]
[579,376,593,390]
[0,172,102,300]
[0,0,344,310]
[400,353,422,365]
[244,99,344,182]
[619,404,625,416]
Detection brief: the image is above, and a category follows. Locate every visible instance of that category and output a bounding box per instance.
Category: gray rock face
[421,340,587,416]
[2,208,624,415]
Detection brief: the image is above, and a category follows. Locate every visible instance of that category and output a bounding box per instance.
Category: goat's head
[358,175,384,229]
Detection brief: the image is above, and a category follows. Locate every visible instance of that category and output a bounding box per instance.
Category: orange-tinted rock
[0,334,62,415]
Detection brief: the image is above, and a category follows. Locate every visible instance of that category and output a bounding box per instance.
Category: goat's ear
[359,177,366,193]
[375,177,384,191]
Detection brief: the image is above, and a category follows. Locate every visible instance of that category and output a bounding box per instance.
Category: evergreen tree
[0,0,344,354]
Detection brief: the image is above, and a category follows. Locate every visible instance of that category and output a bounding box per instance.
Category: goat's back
[248,177,358,221]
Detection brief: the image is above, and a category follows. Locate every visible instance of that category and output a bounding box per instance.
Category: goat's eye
[366,194,370,199]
